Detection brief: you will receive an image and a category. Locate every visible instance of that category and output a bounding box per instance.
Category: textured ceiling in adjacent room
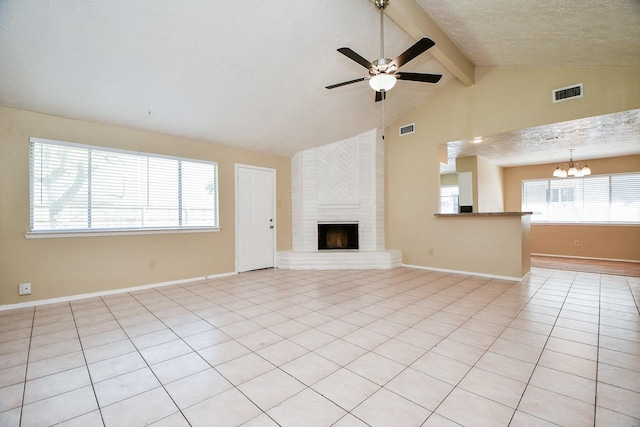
[442,109,640,174]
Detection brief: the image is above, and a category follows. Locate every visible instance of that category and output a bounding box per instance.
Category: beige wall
[504,154,640,261]
[456,155,504,212]
[3,65,639,304]
[0,106,292,305]
[531,224,640,261]
[385,66,640,274]
[440,173,458,186]
[477,156,504,212]
[430,215,530,278]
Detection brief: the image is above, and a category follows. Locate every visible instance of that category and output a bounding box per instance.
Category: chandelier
[553,149,591,178]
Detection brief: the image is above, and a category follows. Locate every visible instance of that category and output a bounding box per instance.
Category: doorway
[236,164,276,272]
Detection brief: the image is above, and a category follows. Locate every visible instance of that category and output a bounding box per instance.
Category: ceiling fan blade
[396,72,442,84]
[391,37,436,69]
[375,91,386,102]
[337,48,375,71]
[325,77,367,90]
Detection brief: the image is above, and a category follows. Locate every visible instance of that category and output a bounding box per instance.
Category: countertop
[434,212,533,217]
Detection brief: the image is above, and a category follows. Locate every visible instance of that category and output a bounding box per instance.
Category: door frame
[235,163,277,273]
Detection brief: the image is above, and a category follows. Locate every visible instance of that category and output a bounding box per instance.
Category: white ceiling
[1,0,639,164]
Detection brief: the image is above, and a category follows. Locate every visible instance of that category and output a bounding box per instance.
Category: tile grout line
[110,288,210,426]
[341,276,544,425]
[625,275,640,315]
[69,300,107,427]
[129,281,287,426]
[226,271,491,425]
[5,267,635,426]
[194,272,385,426]
[316,271,484,425]
[418,276,551,425]
[593,273,602,427]
[509,270,589,426]
[17,307,36,427]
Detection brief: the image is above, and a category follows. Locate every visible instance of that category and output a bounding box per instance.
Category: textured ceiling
[0,0,639,162]
[417,0,640,66]
[442,109,640,174]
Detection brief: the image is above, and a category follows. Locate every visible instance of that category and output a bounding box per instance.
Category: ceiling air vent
[553,83,583,103]
[399,123,415,136]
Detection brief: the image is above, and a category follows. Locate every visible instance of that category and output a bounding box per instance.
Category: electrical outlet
[19,283,31,295]
[574,240,579,247]
[149,260,156,269]
[428,248,434,256]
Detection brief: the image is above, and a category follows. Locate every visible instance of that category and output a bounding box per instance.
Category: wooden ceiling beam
[381,0,475,86]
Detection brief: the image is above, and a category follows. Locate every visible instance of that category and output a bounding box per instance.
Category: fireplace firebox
[318,223,359,250]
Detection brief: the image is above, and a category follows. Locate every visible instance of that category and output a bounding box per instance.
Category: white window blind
[522,173,640,223]
[30,137,218,232]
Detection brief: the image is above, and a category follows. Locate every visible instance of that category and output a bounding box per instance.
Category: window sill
[531,222,639,227]
[25,227,221,239]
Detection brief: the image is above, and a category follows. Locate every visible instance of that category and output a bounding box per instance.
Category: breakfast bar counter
[430,212,533,280]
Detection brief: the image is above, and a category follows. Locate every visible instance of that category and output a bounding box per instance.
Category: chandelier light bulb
[553,148,592,178]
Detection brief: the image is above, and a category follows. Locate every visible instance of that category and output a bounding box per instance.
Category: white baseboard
[0,271,237,312]
[531,253,640,264]
[401,263,528,282]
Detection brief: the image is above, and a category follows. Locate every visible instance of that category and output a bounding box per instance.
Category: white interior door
[236,165,275,272]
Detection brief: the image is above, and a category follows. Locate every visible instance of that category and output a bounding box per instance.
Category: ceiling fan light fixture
[369,73,397,92]
[325,0,441,102]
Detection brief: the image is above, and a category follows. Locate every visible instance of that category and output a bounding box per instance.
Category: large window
[522,173,640,223]
[30,137,218,232]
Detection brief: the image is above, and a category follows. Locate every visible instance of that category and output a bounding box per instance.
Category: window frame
[522,172,640,225]
[27,137,220,238]
[440,185,460,214]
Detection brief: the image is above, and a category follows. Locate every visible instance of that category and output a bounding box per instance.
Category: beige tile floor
[1,266,639,426]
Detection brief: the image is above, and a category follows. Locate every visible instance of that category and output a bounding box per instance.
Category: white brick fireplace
[278,129,401,269]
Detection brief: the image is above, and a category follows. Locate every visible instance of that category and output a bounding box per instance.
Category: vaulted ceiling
[1,0,639,165]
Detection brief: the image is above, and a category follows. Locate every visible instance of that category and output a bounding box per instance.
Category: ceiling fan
[326,0,442,102]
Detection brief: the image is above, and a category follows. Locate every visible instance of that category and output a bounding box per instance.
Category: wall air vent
[553,83,583,103]
[399,123,415,136]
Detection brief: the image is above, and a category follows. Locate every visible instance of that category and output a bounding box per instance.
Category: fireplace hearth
[318,223,359,250]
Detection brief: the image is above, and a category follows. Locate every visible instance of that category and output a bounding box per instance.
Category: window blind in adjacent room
[522,173,640,223]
